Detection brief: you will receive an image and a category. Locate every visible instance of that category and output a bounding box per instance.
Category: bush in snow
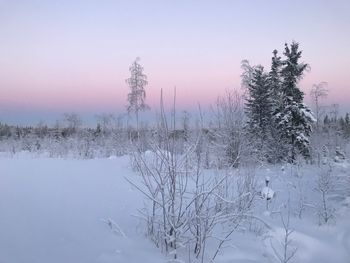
[128,92,256,262]
[270,207,298,263]
[315,165,335,225]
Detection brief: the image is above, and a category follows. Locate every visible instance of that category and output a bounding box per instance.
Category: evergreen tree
[345,113,350,125]
[339,117,345,131]
[268,49,283,109]
[245,65,273,160]
[245,66,272,137]
[323,114,331,133]
[274,42,315,161]
[323,114,330,126]
[280,42,308,103]
[345,113,350,137]
[267,49,287,162]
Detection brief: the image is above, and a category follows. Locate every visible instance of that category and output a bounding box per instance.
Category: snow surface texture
[0,154,165,263]
[261,186,275,200]
[1,153,350,263]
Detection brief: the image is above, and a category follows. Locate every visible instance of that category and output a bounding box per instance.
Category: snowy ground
[0,153,349,263]
[0,154,165,263]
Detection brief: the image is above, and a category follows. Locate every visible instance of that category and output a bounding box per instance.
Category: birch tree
[126,57,150,134]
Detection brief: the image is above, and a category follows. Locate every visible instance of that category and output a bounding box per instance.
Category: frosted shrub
[315,165,335,224]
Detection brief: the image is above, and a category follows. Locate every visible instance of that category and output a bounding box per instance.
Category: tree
[274,42,315,161]
[280,42,308,102]
[126,57,150,133]
[212,89,245,167]
[268,49,283,110]
[330,103,339,124]
[268,49,288,162]
[245,65,273,160]
[323,114,330,126]
[345,113,350,137]
[315,165,335,224]
[310,82,328,130]
[240,60,256,98]
[63,112,82,136]
[96,113,115,134]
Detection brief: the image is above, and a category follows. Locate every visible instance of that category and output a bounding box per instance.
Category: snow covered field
[1,154,349,263]
[0,154,165,263]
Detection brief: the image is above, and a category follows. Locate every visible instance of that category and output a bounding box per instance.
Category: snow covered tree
[280,42,308,103]
[267,50,289,162]
[345,113,350,137]
[245,65,273,160]
[310,82,328,130]
[269,50,283,110]
[274,42,315,161]
[126,57,150,132]
[240,60,255,86]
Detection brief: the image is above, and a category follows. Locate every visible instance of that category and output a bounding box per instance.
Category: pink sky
[0,0,349,124]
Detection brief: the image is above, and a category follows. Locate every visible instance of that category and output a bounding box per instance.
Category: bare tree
[127,89,189,259]
[240,60,256,96]
[315,164,335,224]
[63,112,82,135]
[310,82,328,130]
[126,57,150,134]
[128,90,255,262]
[211,89,245,167]
[270,208,298,263]
[96,113,115,134]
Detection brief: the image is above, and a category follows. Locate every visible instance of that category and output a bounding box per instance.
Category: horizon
[1,0,350,125]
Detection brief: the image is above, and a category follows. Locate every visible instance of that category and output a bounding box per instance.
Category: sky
[0,0,350,125]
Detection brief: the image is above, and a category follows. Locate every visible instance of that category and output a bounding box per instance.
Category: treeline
[0,107,348,165]
[0,115,130,158]
[323,112,350,136]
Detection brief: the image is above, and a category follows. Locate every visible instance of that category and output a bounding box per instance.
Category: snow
[261,186,275,200]
[301,106,317,122]
[0,155,165,263]
[1,154,349,262]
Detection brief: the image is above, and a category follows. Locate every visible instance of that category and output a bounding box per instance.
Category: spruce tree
[274,42,315,161]
[345,113,350,125]
[269,50,283,109]
[324,115,330,126]
[268,50,288,162]
[345,113,350,137]
[280,42,307,102]
[245,65,273,160]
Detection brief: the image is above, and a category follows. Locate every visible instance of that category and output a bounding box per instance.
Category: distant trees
[345,113,350,137]
[126,57,150,132]
[244,42,315,163]
[63,113,82,136]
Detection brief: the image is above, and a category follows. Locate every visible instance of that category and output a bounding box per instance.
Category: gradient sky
[1,0,350,125]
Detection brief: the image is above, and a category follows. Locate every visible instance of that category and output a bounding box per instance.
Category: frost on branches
[244,42,315,163]
[126,57,150,132]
